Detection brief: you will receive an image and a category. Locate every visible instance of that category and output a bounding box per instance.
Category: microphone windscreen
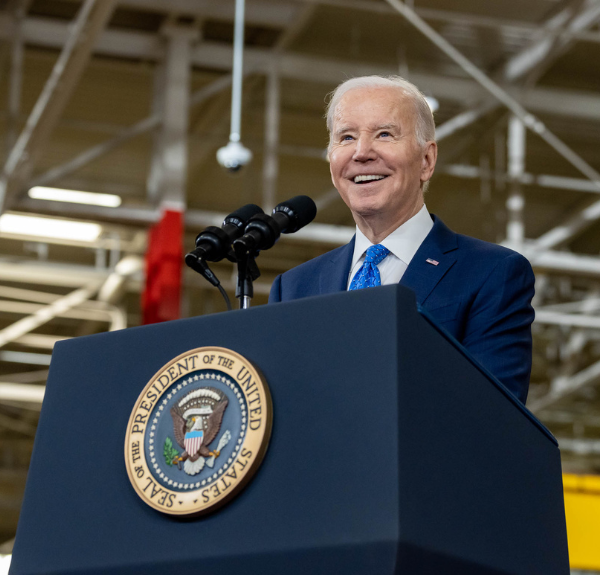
[223,204,264,230]
[273,195,317,233]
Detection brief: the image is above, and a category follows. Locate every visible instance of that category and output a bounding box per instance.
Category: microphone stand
[233,242,261,309]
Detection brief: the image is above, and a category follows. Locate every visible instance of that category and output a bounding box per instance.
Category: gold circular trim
[124,346,272,516]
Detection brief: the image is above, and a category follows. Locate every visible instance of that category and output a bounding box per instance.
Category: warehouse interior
[2,0,600,571]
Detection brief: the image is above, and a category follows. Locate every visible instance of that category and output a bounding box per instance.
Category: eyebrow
[334,122,400,136]
[334,124,354,136]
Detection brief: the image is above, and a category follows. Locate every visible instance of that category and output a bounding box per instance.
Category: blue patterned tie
[349,244,390,290]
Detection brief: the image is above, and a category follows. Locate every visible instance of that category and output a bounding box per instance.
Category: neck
[355,200,424,244]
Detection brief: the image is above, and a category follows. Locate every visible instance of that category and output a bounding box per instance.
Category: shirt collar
[351,204,433,269]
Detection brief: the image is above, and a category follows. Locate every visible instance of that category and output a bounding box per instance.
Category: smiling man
[269,75,535,404]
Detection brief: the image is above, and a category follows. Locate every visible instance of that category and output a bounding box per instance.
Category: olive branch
[163,437,180,466]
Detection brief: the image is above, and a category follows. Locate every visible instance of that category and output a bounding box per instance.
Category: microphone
[233,196,317,254]
[185,204,264,271]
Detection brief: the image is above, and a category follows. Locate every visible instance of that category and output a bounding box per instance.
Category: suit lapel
[319,236,355,295]
[400,215,458,306]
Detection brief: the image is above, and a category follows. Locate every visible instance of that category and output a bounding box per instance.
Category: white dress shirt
[347,204,434,289]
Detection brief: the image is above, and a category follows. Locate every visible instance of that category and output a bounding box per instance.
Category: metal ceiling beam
[148,24,197,210]
[5,0,26,156]
[521,247,600,277]
[0,0,118,213]
[262,63,280,212]
[531,200,600,250]
[32,73,235,190]
[506,116,526,247]
[17,196,357,244]
[435,102,497,142]
[385,0,600,191]
[119,0,299,28]
[539,298,600,313]
[0,259,110,287]
[2,15,600,122]
[0,409,38,434]
[529,356,600,412]
[118,0,600,49]
[14,334,68,349]
[535,310,600,329]
[541,410,600,426]
[0,257,139,332]
[0,282,102,348]
[503,0,600,83]
[436,0,600,141]
[0,382,44,405]
[555,438,600,455]
[1,369,48,383]
[438,164,600,194]
[16,197,600,276]
[32,115,160,189]
[116,0,591,42]
[259,3,317,210]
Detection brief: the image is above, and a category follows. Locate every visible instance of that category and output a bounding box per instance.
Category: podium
[10,285,569,575]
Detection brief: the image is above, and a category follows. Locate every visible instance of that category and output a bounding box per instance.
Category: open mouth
[353,175,388,184]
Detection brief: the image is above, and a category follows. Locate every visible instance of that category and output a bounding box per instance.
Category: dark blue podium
[10,285,569,575]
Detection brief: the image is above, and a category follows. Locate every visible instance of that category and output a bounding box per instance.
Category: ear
[420,140,437,183]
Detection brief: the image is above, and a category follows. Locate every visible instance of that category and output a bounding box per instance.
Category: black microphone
[185,204,264,272]
[233,195,317,254]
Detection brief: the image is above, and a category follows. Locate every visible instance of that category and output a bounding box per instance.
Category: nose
[352,133,376,162]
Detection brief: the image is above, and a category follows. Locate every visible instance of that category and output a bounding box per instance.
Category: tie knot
[364,244,390,266]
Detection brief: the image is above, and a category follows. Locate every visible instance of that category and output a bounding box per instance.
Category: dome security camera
[216,141,253,173]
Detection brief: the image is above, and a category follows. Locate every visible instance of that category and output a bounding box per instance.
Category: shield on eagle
[184,430,204,455]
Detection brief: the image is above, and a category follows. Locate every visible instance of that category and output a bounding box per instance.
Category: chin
[348,196,388,217]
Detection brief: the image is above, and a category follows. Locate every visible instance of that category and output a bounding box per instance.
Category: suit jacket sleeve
[460,252,535,404]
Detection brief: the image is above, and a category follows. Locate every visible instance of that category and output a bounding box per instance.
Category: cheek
[329,159,345,183]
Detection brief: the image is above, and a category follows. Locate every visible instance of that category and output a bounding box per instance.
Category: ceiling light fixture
[0,213,102,242]
[28,186,122,207]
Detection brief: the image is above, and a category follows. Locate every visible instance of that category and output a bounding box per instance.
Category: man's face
[328,86,436,225]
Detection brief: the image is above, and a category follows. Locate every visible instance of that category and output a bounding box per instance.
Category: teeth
[354,175,386,183]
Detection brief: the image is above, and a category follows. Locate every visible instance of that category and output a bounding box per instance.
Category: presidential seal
[124,347,272,516]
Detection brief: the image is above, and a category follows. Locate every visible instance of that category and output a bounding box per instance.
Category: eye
[341,134,354,141]
[378,131,391,138]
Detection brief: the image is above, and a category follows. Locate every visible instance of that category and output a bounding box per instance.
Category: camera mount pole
[216,0,253,170]
[230,0,245,146]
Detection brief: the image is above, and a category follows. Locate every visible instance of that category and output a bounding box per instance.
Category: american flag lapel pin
[426,258,439,266]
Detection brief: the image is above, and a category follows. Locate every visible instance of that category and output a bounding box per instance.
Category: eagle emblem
[170,387,231,476]
[125,347,272,516]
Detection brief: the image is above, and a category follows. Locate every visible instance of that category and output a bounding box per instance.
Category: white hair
[325,75,436,149]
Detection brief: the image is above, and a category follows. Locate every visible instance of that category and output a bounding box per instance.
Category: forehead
[332,86,415,129]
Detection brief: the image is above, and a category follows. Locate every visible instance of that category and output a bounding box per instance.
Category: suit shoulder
[279,242,351,280]
[455,233,532,267]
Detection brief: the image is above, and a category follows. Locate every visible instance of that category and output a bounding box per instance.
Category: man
[269,76,535,404]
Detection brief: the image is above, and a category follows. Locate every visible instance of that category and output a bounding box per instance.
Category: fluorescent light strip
[0,214,102,242]
[28,186,122,207]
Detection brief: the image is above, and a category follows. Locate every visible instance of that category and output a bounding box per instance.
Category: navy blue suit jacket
[269,216,535,404]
